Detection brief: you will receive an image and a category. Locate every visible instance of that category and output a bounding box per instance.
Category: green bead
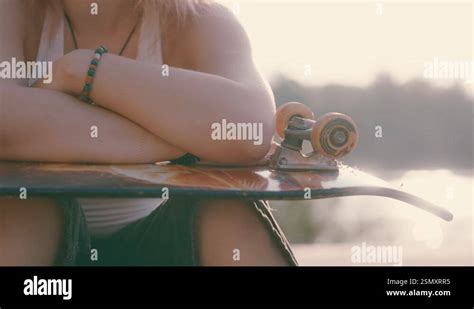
[83,84,91,92]
[95,45,108,54]
[91,59,99,66]
[87,69,95,76]
[80,95,90,103]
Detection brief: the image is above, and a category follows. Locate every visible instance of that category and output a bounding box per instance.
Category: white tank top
[30,10,165,236]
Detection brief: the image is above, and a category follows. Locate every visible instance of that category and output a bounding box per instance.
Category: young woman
[0,0,297,266]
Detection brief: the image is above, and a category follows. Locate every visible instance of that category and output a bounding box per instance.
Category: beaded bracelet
[79,45,108,104]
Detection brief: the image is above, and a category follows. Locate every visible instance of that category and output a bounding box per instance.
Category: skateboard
[0,102,453,222]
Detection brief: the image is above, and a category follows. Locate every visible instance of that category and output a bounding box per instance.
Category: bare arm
[55,6,276,164]
[0,85,184,163]
[0,1,184,163]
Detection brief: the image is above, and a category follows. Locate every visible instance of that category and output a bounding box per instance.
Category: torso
[23,9,195,236]
[24,9,193,71]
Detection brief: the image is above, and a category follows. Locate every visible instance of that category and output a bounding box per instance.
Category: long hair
[26,0,211,42]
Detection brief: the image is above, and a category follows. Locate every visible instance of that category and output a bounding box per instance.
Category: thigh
[197,199,298,266]
[102,197,297,266]
[0,197,63,266]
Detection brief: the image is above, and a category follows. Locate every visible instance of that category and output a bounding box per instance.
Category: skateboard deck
[0,161,453,222]
[0,102,454,222]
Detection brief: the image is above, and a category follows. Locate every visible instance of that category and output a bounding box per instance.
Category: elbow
[235,140,272,164]
[203,114,274,164]
[227,104,275,164]
[0,85,11,153]
[198,88,276,164]
[236,127,273,163]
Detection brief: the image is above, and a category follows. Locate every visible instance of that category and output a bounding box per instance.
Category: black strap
[169,153,200,165]
[64,13,138,56]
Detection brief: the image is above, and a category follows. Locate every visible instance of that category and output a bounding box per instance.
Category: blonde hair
[26,0,211,39]
[137,0,210,31]
[138,0,205,23]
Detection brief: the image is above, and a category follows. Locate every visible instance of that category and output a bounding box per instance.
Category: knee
[197,200,268,236]
[0,197,64,266]
[0,197,63,220]
[196,200,291,266]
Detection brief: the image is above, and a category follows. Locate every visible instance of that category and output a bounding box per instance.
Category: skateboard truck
[270,102,359,171]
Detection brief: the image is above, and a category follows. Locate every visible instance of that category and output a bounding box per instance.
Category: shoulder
[182,2,252,65]
[0,0,27,35]
[192,2,246,32]
[0,1,27,58]
[0,0,45,62]
[0,0,25,14]
[193,2,250,49]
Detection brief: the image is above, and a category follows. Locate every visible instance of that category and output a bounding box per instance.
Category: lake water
[272,169,473,266]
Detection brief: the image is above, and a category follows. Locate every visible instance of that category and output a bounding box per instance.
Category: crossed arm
[0,3,274,164]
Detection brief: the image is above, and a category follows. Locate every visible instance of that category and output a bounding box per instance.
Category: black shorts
[54,197,298,266]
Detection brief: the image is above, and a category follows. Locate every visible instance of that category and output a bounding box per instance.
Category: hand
[31,61,65,92]
[33,49,94,96]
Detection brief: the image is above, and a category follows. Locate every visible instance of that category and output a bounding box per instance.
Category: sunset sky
[222,1,473,95]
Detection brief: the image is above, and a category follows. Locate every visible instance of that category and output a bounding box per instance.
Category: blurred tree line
[269,74,473,243]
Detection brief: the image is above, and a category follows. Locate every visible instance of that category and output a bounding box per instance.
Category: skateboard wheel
[276,102,315,138]
[311,113,358,159]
